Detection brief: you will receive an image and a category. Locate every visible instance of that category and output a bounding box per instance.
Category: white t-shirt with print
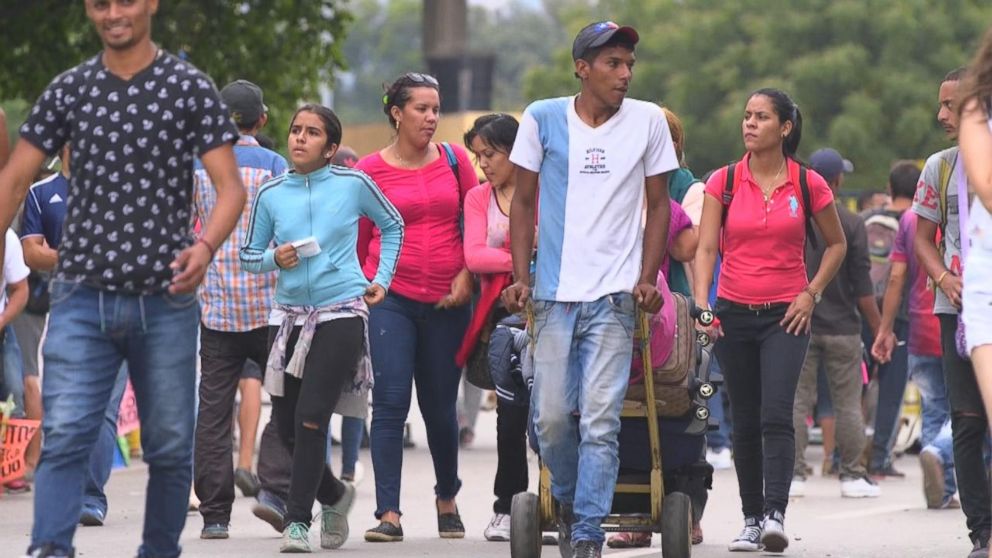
[2,229,30,312]
[509,96,679,302]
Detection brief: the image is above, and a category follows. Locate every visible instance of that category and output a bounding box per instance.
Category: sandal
[436,500,465,539]
[606,531,651,548]
[692,521,703,545]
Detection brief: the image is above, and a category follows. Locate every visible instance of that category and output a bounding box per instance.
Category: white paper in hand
[291,236,321,258]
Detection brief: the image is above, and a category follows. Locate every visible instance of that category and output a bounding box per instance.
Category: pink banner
[117,380,140,436]
[1,418,41,484]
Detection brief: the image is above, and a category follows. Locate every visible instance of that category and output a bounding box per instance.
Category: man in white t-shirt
[503,21,677,558]
[1,229,30,411]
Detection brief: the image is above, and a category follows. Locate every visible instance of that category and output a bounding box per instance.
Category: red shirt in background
[890,210,942,356]
[704,154,834,305]
[356,143,478,303]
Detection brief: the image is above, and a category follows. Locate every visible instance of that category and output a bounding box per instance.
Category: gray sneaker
[280,522,312,553]
[320,482,356,549]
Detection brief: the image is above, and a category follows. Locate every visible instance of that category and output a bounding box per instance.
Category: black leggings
[714,300,809,519]
[269,318,364,526]
[938,314,991,542]
[493,399,529,514]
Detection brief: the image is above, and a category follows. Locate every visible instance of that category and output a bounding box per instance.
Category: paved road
[0,407,970,557]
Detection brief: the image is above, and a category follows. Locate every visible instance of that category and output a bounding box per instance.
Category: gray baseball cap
[220,80,267,126]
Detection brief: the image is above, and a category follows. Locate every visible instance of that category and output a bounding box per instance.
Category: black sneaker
[968,531,990,558]
[200,523,229,539]
[556,502,575,558]
[572,540,602,558]
[728,515,763,552]
[364,521,404,542]
[252,489,287,533]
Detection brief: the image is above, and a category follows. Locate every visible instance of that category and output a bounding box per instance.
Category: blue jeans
[2,324,25,417]
[868,319,909,470]
[327,416,364,477]
[29,281,198,558]
[908,353,957,498]
[531,294,635,545]
[83,364,129,516]
[369,292,469,518]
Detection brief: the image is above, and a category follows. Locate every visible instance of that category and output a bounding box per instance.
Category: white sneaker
[484,513,511,541]
[790,477,806,497]
[707,447,733,470]
[761,510,788,553]
[841,475,881,498]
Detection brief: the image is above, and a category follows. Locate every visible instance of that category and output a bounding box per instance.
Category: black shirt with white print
[19,50,238,294]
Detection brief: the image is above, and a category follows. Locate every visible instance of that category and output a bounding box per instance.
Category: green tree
[332,0,424,125]
[0,1,352,149]
[524,0,992,190]
[333,0,564,123]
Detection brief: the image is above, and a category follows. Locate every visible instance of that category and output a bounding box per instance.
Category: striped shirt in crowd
[194,134,287,332]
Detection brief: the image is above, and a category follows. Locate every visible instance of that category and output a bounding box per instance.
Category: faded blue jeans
[83,364,129,517]
[2,324,25,417]
[531,293,635,545]
[908,353,956,498]
[29,281,198,558]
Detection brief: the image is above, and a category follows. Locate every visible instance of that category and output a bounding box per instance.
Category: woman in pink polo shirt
[356,73,478,543]
[693,88,846,553]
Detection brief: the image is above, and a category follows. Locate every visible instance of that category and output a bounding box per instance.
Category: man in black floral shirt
[0,1,246,557]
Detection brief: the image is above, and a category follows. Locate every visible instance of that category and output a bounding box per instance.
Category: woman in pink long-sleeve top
[357,73,479,543]
[456,114,528,542]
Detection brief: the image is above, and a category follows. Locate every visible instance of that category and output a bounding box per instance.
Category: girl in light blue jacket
[240,104,403,553]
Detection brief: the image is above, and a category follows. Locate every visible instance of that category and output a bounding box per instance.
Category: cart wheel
[694,406,710,421]
[698,382,715,399]
[661,491,692,558]
[698,310,715,326]
[511,492,542,558]
[695,331,712,346]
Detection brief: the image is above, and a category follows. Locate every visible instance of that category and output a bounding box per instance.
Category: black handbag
[464,318,496,390]
[25,272,50,315]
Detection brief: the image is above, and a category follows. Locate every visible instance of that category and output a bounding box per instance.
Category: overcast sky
[467,0,543,11]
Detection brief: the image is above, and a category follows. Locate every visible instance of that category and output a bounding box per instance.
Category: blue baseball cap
[572,21,639,61]
[810,148,854,183]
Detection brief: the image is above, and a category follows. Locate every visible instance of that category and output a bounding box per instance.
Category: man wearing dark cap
[192,79,287,540]
[504,20,677,558]
[791,148,882,500]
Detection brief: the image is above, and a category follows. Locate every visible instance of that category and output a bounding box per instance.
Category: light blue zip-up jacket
[240,164,404,307]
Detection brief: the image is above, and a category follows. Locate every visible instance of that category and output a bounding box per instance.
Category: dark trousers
[257,411,291,501]
[714,301,809,519]
[938,314,991,542]
[194,326,269,524]
[493,399,529,514]
[270,318,364,526]
[369,292,469,518]
[866,319,909,470]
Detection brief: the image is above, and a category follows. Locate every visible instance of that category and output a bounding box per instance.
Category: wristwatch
[804,286,822,304]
